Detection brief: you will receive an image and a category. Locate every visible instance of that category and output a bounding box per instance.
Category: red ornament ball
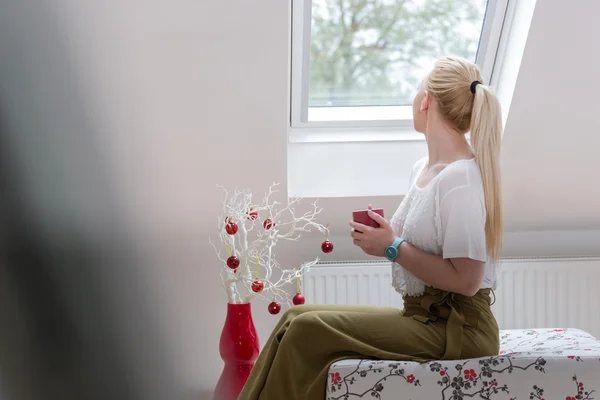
[251,280,264,293]
[268,301,281,315]
[263,219,274,230]
[225,222,238,235]
[321,240,334,253]
[226,256,240,269]
[248,208,258,220]
[293,293,305,305]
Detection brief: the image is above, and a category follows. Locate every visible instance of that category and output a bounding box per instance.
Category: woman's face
[412,81,429,134]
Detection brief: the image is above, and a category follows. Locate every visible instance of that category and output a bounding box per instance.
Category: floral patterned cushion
[327,328,600,400]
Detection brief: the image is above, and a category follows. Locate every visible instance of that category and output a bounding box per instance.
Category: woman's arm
[395,241,484,296]
[349,211,484,296]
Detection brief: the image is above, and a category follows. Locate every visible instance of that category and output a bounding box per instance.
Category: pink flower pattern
[329,372,341,385]
[464,368,477,381]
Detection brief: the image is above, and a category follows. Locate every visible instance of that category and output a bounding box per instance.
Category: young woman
[237,56,502,400]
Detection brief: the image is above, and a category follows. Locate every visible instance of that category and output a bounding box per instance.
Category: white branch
[210,182,326,306]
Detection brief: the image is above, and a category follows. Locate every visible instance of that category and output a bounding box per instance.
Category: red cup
[352,208,384,229]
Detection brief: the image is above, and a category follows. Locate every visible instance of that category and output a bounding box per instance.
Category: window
[287,0,522,198]
[290,0,510,133]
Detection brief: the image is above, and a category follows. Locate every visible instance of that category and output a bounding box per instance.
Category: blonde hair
[424,56,503,260]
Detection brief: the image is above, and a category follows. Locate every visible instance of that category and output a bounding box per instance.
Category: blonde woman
[238,56,502,400]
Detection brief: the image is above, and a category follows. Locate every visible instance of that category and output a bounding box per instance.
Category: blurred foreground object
[0,2,178,399]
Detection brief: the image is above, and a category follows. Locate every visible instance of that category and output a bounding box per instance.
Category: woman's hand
[350,210,397,257]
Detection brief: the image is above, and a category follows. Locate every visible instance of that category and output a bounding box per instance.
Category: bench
[327,328,600,399]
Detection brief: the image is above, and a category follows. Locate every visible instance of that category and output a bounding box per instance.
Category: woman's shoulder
[411,156,428,175]
[408,156,429,186]
[436,158,484,199]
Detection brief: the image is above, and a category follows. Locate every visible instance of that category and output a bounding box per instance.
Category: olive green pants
[237,287,499,400]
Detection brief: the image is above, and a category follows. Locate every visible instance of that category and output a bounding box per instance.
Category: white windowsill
[307,105,414,122]
[288,126,424,144]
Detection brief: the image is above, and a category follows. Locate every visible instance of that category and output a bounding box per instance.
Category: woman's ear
[420,91,430,112]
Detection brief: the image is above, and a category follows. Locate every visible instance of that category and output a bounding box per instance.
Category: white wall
[65,1,292,397]
[1,0,599,398]
[502,0,600,232]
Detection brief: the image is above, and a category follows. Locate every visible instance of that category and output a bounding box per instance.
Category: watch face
[386,248,396,259]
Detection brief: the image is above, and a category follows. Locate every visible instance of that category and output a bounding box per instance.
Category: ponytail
[425,56,504,260]
[470,85,503,260]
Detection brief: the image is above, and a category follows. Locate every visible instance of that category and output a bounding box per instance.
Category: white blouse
[389,157,498,296]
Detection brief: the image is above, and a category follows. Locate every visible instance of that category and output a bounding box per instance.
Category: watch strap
[386,237,405,261]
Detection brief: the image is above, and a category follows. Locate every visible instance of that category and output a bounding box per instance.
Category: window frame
[289,0,511,140]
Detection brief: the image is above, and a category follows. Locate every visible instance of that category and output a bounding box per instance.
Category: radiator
[303,257,600,338]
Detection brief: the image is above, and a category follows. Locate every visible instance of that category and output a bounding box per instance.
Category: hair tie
[470,80,482,94]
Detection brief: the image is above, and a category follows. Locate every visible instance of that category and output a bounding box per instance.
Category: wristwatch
[385,237,405,262]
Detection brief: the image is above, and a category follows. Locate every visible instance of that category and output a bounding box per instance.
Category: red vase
[213,303,260,400]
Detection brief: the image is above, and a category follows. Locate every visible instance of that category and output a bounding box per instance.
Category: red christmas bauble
[226,256,240,269]
[248,208,258,220]
[225,222,238,235]
[263,219,274,230]
[293,293,305,305]
[321,240,334,253]
[268,301,281,315]
[251,280,264,293]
